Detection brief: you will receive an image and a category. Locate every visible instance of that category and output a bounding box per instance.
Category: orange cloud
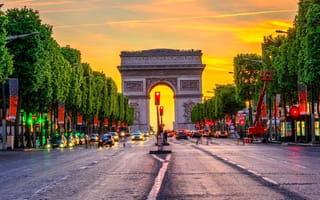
[5,0,72,6]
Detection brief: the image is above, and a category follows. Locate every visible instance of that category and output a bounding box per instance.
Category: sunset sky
[3,0,298,129]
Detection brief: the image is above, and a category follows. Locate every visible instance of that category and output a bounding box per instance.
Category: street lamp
[6,32,38,42]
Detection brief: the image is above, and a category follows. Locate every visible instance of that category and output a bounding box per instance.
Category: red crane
[248,70,275,136]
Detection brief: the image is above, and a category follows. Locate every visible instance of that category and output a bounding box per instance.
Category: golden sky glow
[3,0,298,129]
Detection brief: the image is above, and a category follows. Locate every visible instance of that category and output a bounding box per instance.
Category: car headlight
[60,144,64,148]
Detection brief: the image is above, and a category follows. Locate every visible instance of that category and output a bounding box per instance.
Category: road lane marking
[148,154,171,200]
[248,170,261,176]
[262,177,278,185]
[151,154,165,162]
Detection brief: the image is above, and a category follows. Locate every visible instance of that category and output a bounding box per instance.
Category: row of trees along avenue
[191,0,320,143]
[0,5,134,148]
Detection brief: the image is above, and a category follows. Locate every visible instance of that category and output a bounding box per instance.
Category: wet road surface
[0,136,319,200]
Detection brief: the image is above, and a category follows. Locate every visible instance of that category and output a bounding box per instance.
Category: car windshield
[110,132,116,136]
[134,133,140,136]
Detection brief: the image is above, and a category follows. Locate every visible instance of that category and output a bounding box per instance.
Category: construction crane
[248,70,275,136]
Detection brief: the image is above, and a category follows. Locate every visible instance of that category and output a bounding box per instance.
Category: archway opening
[149,85,175,131]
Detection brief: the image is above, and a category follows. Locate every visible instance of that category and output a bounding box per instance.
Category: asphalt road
[0,136,319,200]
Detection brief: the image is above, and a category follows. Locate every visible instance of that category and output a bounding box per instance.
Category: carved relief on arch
[183,100,196,122]
[146,78,177,92]
[130,102,140,123]
[124,81,143,92]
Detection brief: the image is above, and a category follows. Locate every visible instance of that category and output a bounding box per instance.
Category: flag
[94,115,98,126]
[77,113,82,125]
[58,102,65,124]
[9,79,18,120]
[104,119,108,127]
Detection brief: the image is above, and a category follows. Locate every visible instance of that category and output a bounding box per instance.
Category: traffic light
[155,91,160,105]
[159,106,164,116]
[290,106,300,120]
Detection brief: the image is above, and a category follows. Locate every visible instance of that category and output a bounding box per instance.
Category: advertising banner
[298,85,308,115]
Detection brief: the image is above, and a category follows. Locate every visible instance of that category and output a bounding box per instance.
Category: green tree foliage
[215,85,245,118]
[0,4,13,83]
[61,45,81,66]
[191,85,245,124]
[233,53,262,102]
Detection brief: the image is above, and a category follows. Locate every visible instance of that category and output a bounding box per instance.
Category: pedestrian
[164,130,168,145]
[196,133,201,145]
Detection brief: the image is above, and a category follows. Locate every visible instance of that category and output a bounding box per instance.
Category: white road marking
[148,154,171,200]
[248,169,261,176]
[262,177,278,185]
[236,164,246,169]
[151,154,165,162]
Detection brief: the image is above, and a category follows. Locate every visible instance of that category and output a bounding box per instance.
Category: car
[119,131,126,137]
[90,133,99,142]
[79,135,86,144]
[67,135,76,147]
[108,132,119,141]
[220,130,228,138]
[191,130,201,138]
[74,134,80,145]
[51,135,67,148]
[142,131,149,137]
[131,132,144,140]
[102,134,114,146]
[175,130,187,139]
[215,130,228,138]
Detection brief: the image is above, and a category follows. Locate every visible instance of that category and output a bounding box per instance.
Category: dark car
[108,132,119,141]
[90,133,99,142]
[191,131,202,138]
[51,135,67,148]
[175,131,187,139]
[102,134,114,146]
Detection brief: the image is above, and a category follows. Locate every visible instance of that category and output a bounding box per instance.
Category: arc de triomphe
[118,49,205,132]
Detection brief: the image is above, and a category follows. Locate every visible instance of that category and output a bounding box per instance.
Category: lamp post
[2,32,38,150]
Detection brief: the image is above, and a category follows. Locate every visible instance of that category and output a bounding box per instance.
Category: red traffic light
[159,106,164,116]
[290,106,300,119]
[239,119,245,126]
[155,91,160,105]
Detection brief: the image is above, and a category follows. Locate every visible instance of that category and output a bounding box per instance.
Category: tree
[0,4,13,83]
[233,54,262,126]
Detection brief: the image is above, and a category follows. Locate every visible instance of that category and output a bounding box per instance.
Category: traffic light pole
[156,105,160,136]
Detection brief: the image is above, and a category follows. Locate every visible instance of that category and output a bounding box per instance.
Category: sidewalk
[267,140,320,147]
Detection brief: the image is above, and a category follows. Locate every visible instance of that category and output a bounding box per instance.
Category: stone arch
[147,79,177,97]
[118,49,205,132]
